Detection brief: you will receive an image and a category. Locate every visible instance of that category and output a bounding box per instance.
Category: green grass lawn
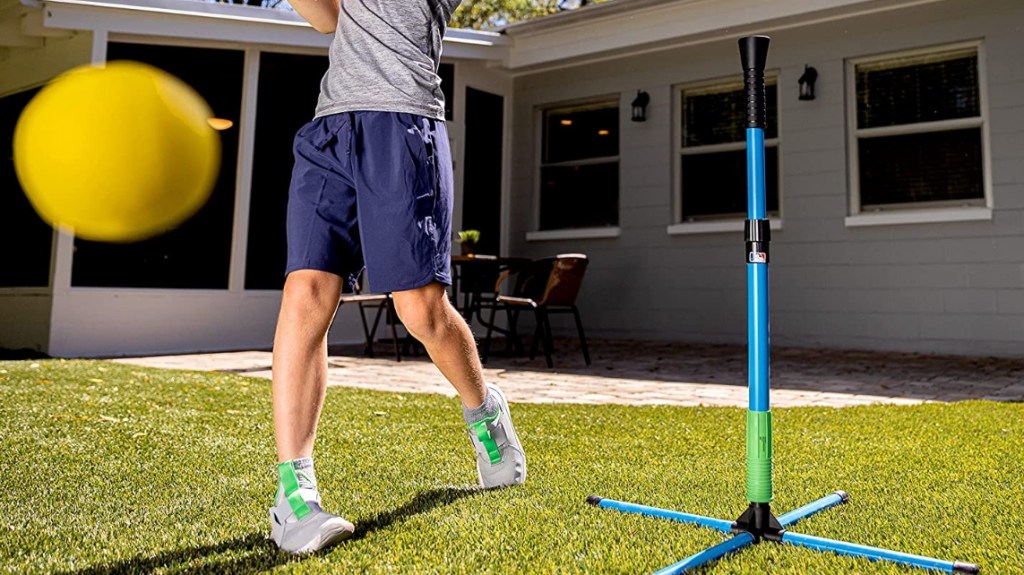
[1,359,1022,575]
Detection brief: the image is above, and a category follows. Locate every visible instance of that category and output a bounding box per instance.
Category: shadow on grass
[351,485,480,541]
[57,486,480,575]
[54,533,292,575]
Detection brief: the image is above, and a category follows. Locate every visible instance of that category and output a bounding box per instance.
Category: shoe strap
[468,407,503,464]
[277,462,313,520]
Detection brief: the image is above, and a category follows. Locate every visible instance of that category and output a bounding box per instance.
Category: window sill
[526,227,621,241]
[845,207,992,227]
[667,219,783,235]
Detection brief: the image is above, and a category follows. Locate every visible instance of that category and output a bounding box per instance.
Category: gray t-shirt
[315,0,461,121]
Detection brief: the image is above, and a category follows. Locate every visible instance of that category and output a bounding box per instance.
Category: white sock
[277,457,321,506]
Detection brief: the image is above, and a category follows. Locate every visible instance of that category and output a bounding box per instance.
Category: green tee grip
[746,410,773,503]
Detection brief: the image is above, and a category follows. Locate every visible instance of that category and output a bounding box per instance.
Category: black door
[462,87,504,256]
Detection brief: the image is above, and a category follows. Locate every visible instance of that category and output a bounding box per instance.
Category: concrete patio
[114,338,1024,408]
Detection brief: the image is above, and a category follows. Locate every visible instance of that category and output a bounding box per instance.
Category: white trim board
[502,0,951,73]
[526,227,621,241]
[28,0,506,59]
[844,207,992,227]
[668,219,784,236]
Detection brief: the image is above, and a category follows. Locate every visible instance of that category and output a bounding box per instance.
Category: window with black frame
[850,45,985,212]
[70,42,243,289]
[0,86,53,288]
[678,79,779,221]
[538,100,619,231]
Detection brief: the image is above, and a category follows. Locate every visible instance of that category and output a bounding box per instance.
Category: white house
[1,0,1022,358]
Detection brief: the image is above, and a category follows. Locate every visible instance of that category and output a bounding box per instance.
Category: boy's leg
[391,282,486,407]
[352,112,525,488]
[275,112,360,462]
[393,283,527,488]
[272,269,344,462]
[269,113,362,554]
[269,269,355,554]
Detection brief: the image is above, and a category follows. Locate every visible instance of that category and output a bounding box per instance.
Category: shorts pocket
[296,115,348,153]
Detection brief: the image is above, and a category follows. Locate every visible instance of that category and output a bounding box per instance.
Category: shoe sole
[271,510,355,555]
[291,517,354,555]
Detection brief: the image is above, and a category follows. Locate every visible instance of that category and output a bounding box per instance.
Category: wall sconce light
[798,65,818,101]
[207,118,234,131]
[631,90,650,122]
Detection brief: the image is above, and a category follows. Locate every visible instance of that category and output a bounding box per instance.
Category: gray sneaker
[269,464,354,554]
[467,384,526,489]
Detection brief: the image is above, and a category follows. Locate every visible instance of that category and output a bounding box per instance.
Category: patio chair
[480,253,591,368]
[337,270,403,361]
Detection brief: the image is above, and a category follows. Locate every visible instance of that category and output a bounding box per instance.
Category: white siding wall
[509,0,1024,356]
[47,290,286,357]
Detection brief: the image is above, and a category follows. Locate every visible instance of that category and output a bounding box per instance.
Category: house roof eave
[10,0,507,59]
[499,0,954,73]
[498,0,685,36]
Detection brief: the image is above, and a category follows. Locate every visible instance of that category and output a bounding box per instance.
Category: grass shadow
[57,486,480,574]
[352,485,481,540]
[54,533,293,575]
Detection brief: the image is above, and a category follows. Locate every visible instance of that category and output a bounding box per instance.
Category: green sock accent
[746,410,773,503]
[468,408,502,464]
[277,462,313,520]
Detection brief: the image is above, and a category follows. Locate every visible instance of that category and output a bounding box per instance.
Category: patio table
[450,254,530,337]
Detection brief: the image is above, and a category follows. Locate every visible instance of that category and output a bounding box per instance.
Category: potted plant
[457,229,481,256]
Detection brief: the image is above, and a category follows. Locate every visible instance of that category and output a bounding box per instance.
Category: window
[538,100,619,231]
[849,45,985,214]
[71,42,244,289]
[246,52,328,291]
[0,86,53,288]
[677,78,779,222]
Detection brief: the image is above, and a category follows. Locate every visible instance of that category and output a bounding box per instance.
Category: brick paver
[114,339,1024,408]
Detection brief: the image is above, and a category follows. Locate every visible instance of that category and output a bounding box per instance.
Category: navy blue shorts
[285,112,453,293]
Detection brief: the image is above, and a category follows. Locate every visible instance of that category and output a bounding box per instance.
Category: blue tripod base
[587,492,979,574]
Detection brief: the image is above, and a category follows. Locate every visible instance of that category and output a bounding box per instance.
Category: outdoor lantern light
[798,65,818,101]
[207,118,234,130]
[631,90,650,122]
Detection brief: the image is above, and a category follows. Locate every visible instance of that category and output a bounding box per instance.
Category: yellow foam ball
[13,61,220,243]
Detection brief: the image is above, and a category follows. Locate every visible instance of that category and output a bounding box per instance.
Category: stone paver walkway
[114,339,1024,408]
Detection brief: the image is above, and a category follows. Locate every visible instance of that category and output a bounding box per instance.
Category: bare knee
[281,270,344,320]
[393,283,453,342]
